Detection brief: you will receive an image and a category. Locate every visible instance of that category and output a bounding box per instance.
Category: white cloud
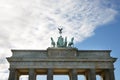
[0,0,118,79]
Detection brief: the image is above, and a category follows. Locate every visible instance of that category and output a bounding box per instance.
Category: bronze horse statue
[68,37,74,47]
[51,37,55,47]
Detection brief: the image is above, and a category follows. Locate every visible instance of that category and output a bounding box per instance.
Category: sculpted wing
[58,28,63,31]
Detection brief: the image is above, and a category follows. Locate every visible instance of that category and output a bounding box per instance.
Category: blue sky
[76,16,120,80]
[0,0,120,80]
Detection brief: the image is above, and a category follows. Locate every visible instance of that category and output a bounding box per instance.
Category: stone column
[29,68,36,80]
[84,74,87,80]
[104,69,109,80]
[104,69,115,80]
[99,75,103,80]
[17,75,20,80]
[17,73,20,80]
[69,69,78,80]
[8,68,18,80]
[109,69,115,80]
[47,69,53,80]
[87,69,96,80]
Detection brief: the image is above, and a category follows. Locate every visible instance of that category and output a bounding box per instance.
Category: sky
[0,0,120,80]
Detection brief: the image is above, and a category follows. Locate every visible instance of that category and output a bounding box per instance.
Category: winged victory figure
[58,28,63,34]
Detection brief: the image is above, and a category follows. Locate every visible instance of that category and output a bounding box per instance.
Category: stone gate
[7,28,117,80]
[7,47,116,80]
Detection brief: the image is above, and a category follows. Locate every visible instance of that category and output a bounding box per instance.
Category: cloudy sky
[0,0,120,80]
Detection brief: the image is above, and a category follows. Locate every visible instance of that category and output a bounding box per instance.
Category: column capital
[47,68,53,71]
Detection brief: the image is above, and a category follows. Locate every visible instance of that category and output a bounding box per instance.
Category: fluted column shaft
[87,69,96,80]
[8,68,18,80]
[29,68,36,80]
[47,69,53,80]
[104,69,115,80]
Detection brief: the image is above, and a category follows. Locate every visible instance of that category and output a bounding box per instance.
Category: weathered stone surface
[47,47,77,58]
[11,50,47,58]
[77,50,111,59]
[10,48,113,59]
[7,48,116,69]
[7,48,117,80]
[9,61,114,69]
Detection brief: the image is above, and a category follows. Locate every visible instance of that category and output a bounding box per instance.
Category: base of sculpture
[47,47,77,58]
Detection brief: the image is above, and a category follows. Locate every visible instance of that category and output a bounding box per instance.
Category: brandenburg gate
[7,28,117,80]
